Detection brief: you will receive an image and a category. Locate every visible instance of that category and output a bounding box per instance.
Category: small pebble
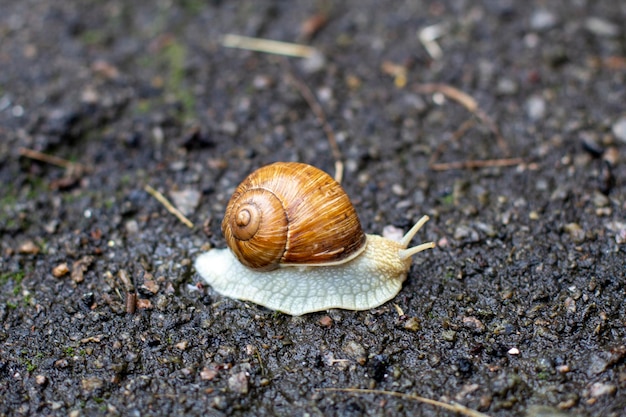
[556,364,570,373]
[454,225,479,242]
[125,220,139,235]
[526,95,546,120]
[557,398,577,410]
[200,366,218,381]
[81,377,104,392]
[252,74,273,90]
[318,315,333,327]
[52,263,69,278]
[442,330,457,342]
[220,121,238,136]
[211,395,227,410]
[530,10,558,31]
[496,78,518,95]
[611,117,626,144]
[584,17,620,38]
[391,183,406,196]
[136,299,153,310]
[588,382,616,397]
[18,241,39,254]
[140,274,160,294]
[563,223,585,243]
[343,340,366,365]
[403,317,421,332]
[228,371,249,394]
[382,225,404,242]
[300,51,326,74]
[592,192,609,208]
[175,340,188,350]
[169,189,201,216]
[462,316,486,333]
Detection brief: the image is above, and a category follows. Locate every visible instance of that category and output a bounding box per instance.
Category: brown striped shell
[222,162,366,271]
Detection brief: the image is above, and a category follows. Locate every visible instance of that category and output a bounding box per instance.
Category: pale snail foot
[195,215,435,315]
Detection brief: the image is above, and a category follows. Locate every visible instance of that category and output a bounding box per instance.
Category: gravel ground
[1,1,625,416]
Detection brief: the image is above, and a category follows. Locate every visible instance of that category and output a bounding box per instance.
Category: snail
[194,162,435,315]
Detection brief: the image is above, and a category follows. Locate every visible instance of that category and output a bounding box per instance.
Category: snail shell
[222,162,366,271]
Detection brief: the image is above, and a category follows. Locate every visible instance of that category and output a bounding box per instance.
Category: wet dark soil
[1,1,625,416]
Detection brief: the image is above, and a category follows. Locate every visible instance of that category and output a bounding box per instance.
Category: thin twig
[284,62,344,183]
[18,147,87,171]
[415,83,509,156]
[320,388,492,417]
[144,184,194,228]
[430,158,524,171]
[222,34,317,58]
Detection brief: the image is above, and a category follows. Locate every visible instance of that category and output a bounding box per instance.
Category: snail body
[195,162,434,315]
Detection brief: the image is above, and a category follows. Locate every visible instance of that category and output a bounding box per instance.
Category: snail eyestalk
[399,215,435,260]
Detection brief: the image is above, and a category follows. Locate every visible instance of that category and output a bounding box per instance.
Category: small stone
[508,347,520,355]
[136,299,153,310]
[550,185,569,201]
[475,222,497,237]
[228,371,249,394]
[211,395,227,410]
[169,189,201,216]
[563,223,585,243]
[454,225,479,242]
[403,317,421,332]
[557,398,577,410]
[175,340,188,350]
[71,256,94,283]
[300,51,326,74]
[125,220,139,235]
[342,340,366,365]
[587,354,609,376]
[496,77,518,95]
[611,117,626,144]
[442,330,457,342]
[530,10,558,31]
[253,74,273,90]
[391,183,406,196]
[18,240,39,254]
[606,221,626,245]
[54,359,69,368]
[588,382,616,397]
[35,375,47,385]
[526,95,546,120]
[382,225,404,242]
[219,121,238,136]
[52,263,69,278]
[140,274,160,294]
[592,191,609,208]
[556,364,570,373]
[462,316,486,333]
[81,377,104,392]
[201,366,219,381]
[318,315,333,327]
[584,17,620,38]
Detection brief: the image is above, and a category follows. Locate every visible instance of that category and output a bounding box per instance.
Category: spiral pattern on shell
[222,162,366,271]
